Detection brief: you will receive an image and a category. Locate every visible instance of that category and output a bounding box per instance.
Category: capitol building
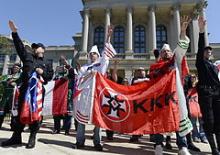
[0,0,220,78]
[73,0,219,78]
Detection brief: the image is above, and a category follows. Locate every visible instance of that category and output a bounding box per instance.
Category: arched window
[134,25,146,53]
[113,26,125,53]
[156,25,167,49]
[94,26,104,52]
[10,54,17,62]
[0,54,5,63]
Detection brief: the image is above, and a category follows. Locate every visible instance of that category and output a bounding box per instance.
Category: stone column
[88,20,94,50]
[105,8,111,43]
[81,9,90,55]
[2,54,9,75]
[125,7,133,59]
[148,6,156,59]
[169,14,175,49]
[172,4,181,46]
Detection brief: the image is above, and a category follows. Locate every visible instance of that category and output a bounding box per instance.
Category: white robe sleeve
[174,36,190,76]
[173,36,193,136]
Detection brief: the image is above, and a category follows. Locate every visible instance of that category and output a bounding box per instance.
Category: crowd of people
[0,15,220,155]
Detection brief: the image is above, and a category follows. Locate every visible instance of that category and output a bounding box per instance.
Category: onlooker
[0,63,21,129]
[196,16,220,155]
[186,74,208,144]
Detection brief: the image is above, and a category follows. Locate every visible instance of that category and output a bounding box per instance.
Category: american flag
[20,72,44,124]
[103,42,116,59]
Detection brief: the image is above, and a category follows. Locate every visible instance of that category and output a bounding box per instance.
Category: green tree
[0,75,8,102]
[0,35,14,55]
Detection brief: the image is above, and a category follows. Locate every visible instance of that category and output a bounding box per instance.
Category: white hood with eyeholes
[87,45,101,64]
[79,45,109,77]
[88,45,100,58]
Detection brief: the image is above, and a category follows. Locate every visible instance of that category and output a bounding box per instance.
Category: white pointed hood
[88,45,100,57]
[88,45,100,64]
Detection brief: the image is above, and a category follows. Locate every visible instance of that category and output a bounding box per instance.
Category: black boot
[206,133,220,155]
[186,132,201,152]
[26,132,36,149]
[129,135,139,142]
[1,132,22,146]
[0,115,4,129]
[106,130,114,140]
[26,120,41,149]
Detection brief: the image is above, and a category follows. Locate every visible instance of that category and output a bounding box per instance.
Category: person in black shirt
[196,16,220,155]
[1,20,53,149]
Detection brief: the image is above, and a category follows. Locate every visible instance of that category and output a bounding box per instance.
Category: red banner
[188,88,202,118]
[92,70,180,135]
[43,78,69,116]
[52,79,68,116]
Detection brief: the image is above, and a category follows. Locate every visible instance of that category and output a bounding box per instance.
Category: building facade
[44,45,76,70]
[1,0,219,79]
[0,35,75,76]
[0,35,23,75]
[75,0,210,78]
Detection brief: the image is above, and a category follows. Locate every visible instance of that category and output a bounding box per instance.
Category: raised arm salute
[150,16,194,155]
[106,25,113,43]
[9,20,26,62]
[196,16,207,64]
[75,25,116,151]
[1,20,53,149]
[196,16,220,155]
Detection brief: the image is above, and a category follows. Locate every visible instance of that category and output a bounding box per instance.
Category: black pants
[198,87,220,151]
[11,116,41,134]
[106,130,114,139]
[63,115,72,132]
[11,84,43,135]
[53,115,72,132]
[53,115,63,131]
[198,88,220,133]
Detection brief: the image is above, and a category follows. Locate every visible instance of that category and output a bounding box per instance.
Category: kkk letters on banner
[75,70,180,135]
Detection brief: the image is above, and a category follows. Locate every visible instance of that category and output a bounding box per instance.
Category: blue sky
[0,0,219,46]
